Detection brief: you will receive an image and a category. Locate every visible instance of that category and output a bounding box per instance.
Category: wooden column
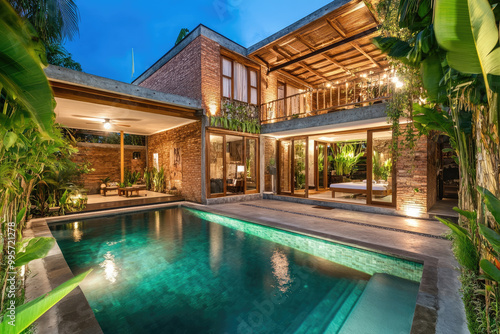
[120,130,124,183]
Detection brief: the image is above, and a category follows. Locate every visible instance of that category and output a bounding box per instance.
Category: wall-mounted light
[326,83,332,88]
[103,119,112,129]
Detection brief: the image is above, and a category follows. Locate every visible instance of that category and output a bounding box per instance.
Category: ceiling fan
[72,115,140,129]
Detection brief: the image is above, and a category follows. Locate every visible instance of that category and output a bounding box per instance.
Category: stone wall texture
[71,143,146,194]
[396,127,437,214]
[147,122,202,203]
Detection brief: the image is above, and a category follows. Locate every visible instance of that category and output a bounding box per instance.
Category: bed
[330,181,391,198]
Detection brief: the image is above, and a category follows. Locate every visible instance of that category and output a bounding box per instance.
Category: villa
[21,0,469,333]
[47,0,457,218]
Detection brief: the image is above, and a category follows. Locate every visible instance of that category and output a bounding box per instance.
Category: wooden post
[120,130,124,184]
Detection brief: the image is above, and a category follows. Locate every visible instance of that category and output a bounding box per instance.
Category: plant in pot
[266,158,277,175]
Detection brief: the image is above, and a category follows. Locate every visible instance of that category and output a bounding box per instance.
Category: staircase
[285,279,367,334]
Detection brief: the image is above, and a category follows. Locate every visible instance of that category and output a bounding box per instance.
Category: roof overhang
[248,0,386,87]
[46,66,203,135]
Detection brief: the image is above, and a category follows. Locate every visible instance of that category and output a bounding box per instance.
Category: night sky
[64,0,332,83]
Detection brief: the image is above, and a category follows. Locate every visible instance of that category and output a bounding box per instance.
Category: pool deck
[25,199,467,334]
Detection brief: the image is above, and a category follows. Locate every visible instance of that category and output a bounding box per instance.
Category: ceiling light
[326,83,332,88]
[103,119,112,129]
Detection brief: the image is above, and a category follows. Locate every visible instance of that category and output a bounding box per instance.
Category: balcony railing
[260,72,395,124]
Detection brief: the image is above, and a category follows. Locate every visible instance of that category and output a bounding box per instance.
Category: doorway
[278,137,308,197]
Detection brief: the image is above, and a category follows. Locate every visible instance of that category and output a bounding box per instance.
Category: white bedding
[330,182,388,191]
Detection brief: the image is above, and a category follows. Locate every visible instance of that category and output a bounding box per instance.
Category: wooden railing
[260,73,395,124]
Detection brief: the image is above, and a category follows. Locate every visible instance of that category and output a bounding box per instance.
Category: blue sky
[64,0,332,83]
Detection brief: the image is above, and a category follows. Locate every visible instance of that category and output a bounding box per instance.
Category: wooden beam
[271,46,330,81]
[120,130,124,183]
[268,26,379,73]
[295,34,358,79]
[326,19,346,38]
[350,42,382,69]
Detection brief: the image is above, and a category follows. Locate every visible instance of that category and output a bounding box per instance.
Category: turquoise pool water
[50,207,422,334]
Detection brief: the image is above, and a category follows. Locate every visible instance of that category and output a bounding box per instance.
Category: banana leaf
[15,237,55,267]
[0,270,92,334]
[0,0,55,136]
[478,186,500,223]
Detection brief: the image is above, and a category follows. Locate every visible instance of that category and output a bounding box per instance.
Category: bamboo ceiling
[249,0,387,87]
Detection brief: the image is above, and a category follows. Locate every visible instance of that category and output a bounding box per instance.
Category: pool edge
[29,201,458,334]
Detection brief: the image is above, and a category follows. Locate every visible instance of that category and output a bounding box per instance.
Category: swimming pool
[50,207,422,333]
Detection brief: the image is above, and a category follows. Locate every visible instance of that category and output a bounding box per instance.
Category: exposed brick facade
[396,127,437,215]
[200,36,221,115]
[139,37,202,101]
[72,143,146,194]
[147,122,202,203]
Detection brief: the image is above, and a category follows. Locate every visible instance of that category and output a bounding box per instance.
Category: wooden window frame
[276,126,396,208]
[206,128,260,198]
[221,57,233,99]
[220,56,260,106]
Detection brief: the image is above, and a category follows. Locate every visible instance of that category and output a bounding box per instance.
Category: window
[208,130,259,197]
[250,70,258,105]
[221,57,259,104]
[222,58,232,98]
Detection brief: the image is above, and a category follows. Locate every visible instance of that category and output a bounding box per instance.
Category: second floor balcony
[260,72,396,124]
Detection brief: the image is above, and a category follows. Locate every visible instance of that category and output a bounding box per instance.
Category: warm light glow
[395,81,404,89]
[99,252,119,284]
[405,219,420,227]
[404,202,424,218]
[271,250,291,293]
[209,104,217,116]
[103,119,112,129]
[319,136,335,142]
[326,83,332,88]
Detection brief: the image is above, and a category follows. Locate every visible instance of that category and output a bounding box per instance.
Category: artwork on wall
[171,146,181,170]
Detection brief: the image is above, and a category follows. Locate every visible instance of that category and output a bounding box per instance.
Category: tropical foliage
[210,100,261,134]
[331,144,364,177]
[372,152,392,181]
[1,1,89,331]
[8,0,82,71]
[374,0,500,330]
[175,28,190,45]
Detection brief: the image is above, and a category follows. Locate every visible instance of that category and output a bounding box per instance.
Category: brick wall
[396,128,435,215]
[139,37,202,101]
[147,122,202,203]
[200,36,221,115]
[71,143,146,194]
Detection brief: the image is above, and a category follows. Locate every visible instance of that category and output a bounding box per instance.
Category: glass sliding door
[207,131,259,198]
[293,139,307,196]
[209,134,224,196]
[226,135,244,195]
[315,141,328,190]
[368,129,395,206]
[278,140,292,194]
[245,138,258,192]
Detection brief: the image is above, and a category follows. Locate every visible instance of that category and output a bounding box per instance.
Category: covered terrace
[45,65,203,210]
[249,0,395,124]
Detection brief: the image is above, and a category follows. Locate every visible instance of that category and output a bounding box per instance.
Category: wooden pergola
[249,0,387,87]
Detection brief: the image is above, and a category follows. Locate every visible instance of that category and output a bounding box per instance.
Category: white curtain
[234,62,247,102]
[222,59,232,98]
[250,70,257,104]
